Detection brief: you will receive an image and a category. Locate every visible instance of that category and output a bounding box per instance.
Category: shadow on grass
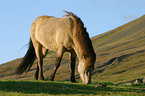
[0,80,144,95]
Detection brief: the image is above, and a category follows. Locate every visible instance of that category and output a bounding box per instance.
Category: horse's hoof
[34,77,38,80]
[50,77,54,81]
[50,79,54,81]
[71,80,77,83]
[40,76,44,80]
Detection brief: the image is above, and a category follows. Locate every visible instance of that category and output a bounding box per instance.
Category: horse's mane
[65,11,96,70]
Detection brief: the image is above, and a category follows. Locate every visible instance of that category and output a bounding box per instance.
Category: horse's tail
[15,38,36,74]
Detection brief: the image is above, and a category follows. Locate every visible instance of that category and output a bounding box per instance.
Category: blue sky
[0,0,145,64]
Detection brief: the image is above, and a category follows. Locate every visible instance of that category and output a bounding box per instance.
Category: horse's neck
[74,46,84,61]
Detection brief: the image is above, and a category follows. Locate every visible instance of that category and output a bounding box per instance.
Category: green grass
[0,14,145,96]
[0,15,145,91]
[0,80,145,96]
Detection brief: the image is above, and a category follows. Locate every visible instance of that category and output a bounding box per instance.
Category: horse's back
[31,15,74,51]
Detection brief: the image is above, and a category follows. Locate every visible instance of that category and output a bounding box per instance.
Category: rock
[143,78,145,84]
[95,83,107,87]
[134,79,143,84]
[142,88,145,91]
[126,83,132,85]
[122,83,132,85]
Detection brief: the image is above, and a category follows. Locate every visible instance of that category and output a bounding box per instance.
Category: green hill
[0,15,145,84]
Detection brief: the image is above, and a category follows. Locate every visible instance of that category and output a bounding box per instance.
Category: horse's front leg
[69,51,77,83]
[50,46,65,81]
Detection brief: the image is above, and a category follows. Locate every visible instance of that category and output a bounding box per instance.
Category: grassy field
[1,15,145,84]
[0,80,145,96]
[0,15,145,96]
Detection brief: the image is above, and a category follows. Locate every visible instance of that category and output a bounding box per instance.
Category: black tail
[15,38,36,74]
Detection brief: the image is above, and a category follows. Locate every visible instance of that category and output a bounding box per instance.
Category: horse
[15,11,96,84]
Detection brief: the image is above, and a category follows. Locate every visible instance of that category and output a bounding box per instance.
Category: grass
[0,80,145,96]
[92,51,145,84]
[0,15,145,96]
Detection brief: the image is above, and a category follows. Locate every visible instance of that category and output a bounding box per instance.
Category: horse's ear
[63,10,72,17]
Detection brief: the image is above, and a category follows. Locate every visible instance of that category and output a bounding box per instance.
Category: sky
[0,0,145,64]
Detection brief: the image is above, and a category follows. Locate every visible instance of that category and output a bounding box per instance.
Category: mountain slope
[0,15,145,84]
[91,15,145,83]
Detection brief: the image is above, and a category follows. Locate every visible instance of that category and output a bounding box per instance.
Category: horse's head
[78,53,96,84]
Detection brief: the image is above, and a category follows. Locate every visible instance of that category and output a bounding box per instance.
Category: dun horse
[15,11,96,84]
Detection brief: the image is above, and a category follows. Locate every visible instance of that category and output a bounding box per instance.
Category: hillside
[0,15,145,84]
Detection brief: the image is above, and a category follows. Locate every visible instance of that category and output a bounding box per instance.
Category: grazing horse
[15,11,96,84]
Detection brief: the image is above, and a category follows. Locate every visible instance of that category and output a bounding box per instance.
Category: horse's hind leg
[35,64,39,80]
[35,47,48,80]
[50,46,65,81]
[32,41,46,80]
[69,51,77,83]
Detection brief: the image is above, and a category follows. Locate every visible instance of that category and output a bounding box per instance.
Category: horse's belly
[36,33,73,51]
[43,41,58,50]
